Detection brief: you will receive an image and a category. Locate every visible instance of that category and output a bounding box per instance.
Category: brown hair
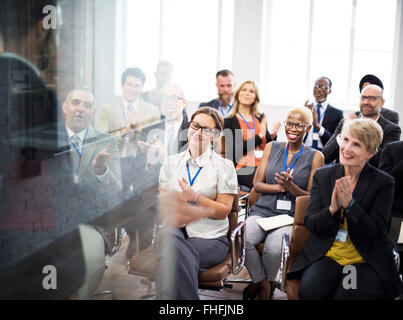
[191,107,224,134]
[216,69,234,79]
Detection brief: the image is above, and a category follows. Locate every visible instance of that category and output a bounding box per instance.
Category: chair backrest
[288,195,310,268]
[219,135,226,158]
[286,195,310,300]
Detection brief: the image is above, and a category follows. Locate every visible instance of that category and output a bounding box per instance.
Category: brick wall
[0,1,156,271]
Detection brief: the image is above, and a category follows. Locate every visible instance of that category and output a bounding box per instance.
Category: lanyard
[186,163,203,187]
[218,101,233,117]
[71,128,88,158]
[237,112,256,135]
[283,143,304,172]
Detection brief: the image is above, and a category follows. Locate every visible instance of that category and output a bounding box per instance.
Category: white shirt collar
[66,126,90,141]
[123,97,140,110]
[165,118,183,132]
[359,113,381,122]
[218,98,234,108]
[182,147,212,168]
[314,100,328,111]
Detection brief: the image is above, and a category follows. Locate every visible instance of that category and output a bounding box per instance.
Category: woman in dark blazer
[288,118,402,299]
[223,81,279,190]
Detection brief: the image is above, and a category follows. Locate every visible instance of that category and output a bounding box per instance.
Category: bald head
[361,84,383,97]
[359,84,385,120]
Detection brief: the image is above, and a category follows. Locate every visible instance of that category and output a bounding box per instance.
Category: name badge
[276,199,292,211]
[254,150,263,159]
[335,229,348,243]
[313,133,320,141]
[74,175,80,184]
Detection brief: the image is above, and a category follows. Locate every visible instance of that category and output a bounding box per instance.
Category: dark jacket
[381,107,399,125]
[288,163,402,299]
[140,117,189,155]
[304,104,344,147]
[379,141,403,217]
[223,113,272,168]
[199,98,220,110]
[322,114,401,167]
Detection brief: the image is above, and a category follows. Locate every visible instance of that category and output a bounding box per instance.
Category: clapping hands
[329,176,354,215]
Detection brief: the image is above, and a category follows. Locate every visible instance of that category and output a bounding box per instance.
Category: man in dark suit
[323,84,401,167]
[359,74,399,125]
[199,69,235,118]
[304,77,344,151]
[125,83,189,259]
[379,141,403,275]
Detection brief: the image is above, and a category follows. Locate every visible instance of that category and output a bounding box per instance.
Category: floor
[93,232,287,300]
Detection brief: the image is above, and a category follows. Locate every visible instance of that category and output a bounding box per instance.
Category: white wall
[93,0,117,107]
[393,0,403,123]
[94,0,402,142]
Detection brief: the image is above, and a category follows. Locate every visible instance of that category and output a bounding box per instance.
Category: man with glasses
[138,82,189,164]
[199,69,235,118]
[323,84,401,168]
[304,77,344,151]
[125,83,190,259]
[359,74,399,125]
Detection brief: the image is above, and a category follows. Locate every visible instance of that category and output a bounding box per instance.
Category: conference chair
[241,190,309,297]
[128,195,246,297]
[93,227,126,299]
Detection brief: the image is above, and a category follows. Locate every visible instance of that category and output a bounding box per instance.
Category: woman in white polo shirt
[158,107,238,299]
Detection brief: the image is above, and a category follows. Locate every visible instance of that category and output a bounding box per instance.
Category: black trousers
[299,256,389,300]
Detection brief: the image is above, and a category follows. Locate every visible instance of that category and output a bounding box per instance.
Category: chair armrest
[230,221,246,275]
[277,233,290,292]
[238,193,250,201]
[393,246,400,273]
[238,193,250,219]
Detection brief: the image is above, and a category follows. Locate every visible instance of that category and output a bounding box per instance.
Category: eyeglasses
[284,120,308,131]
[189,121,215,135]
[314,84,329,90]
[70,98,93,109]
[161,95,185,103]
[360,95,382,102]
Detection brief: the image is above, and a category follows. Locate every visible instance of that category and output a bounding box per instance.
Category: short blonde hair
[341,118,383,153]
[285,106,313,125]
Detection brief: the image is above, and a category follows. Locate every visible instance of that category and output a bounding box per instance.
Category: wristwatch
[191,193,201,206]
[344,198,355,211]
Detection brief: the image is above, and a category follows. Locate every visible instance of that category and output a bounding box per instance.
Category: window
[260,0,399,109]
[117,0,234,101]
